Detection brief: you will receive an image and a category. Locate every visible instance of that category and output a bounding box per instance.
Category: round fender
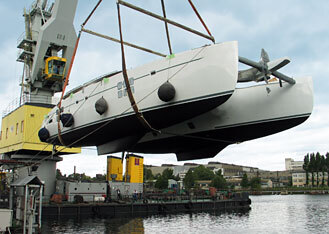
[38,127,50,142]
[60,113,74,127]
[95,97,108,115]
[158,82,175,102]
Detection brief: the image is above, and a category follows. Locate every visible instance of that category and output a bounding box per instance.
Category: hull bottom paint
[132,115,310,161]
[132,76,313,160]
[47,93,232,150]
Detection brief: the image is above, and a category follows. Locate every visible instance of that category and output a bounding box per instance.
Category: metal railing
[2,94,59,117]
[17,30,39,46]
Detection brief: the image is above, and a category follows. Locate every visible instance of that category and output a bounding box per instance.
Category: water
[41,195,329,233]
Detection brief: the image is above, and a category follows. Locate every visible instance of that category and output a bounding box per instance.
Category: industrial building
[0,103,81,199]
[285,158,304,171]
[146,160,302,189]
[56,154,145,202]
[146,161,259,180]
[292,171,328,187]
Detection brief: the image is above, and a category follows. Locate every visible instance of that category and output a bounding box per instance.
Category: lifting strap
[117,3,159,133]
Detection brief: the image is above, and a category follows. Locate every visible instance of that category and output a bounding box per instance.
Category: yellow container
[106,156,123,181]
[125,154,143,183]
[0,104,81,155]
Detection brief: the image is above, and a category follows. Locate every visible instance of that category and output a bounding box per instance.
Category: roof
[11,175,43,187]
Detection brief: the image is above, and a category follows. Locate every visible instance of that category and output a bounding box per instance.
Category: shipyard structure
[8,0,318,231]
[0,0,82,200]
[0,1,82,232]
[55,154,144,203]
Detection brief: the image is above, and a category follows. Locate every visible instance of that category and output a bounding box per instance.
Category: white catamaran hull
[40,41,239,150]
[132,76,313,160]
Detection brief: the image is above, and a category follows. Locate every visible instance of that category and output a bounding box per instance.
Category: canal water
[41,195,329,233]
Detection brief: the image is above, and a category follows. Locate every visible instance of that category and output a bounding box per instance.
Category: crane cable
[56,0,103,146]
[188,0,215,43]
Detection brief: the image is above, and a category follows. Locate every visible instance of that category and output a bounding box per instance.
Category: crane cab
[44,56,67,81]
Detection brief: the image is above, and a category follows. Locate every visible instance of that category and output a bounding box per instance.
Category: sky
[0,0,329,176]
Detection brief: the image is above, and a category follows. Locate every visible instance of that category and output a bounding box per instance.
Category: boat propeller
[238,49,296,86]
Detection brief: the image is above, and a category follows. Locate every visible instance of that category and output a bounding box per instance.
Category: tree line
[240,174,262,190]
[303,152,329,187]
[56,169,106,182]
[145,165,264,190]
[183,165,227,189]
[145,165,229,190]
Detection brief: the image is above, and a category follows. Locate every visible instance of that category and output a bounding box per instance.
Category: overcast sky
[0,0,328,176]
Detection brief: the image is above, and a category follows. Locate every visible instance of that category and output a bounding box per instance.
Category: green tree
[183,169,196,189]
[210,175,227,189]
[154,168,180,189]
[241,173,249,188]
[154,173,161,179]
[143,167,154,181]
[326,152,329,186]
[56,169,64,179]
[162,168,175,180]
[303,154,310,186]
[92,174,106,181]
[81,173,92,182]
[173,174,181,181]
[155,175,168,189]
[215,169,223,176]
[320,155,326,186]
[210,169,227,189]
[315,152,321,187]
[309,153,315,187]
[249,177,261,190]
[68,173,91,181]
[193,165,215,180]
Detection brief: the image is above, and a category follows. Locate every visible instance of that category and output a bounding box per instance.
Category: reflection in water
[41,195,329,234]
[42,217,144,234]
[112,218,144,234]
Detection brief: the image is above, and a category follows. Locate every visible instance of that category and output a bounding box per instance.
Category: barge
[42,195,251,219]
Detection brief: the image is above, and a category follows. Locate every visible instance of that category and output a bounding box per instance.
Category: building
[292,171,328,187]
[285,158,304,171]
[146,158,328,188]
[146,164,177,176]
[261,179,273,189]
[206,162,259,177]
[146,161,260,181]
[291,171,307,187]
[246,170,292,187]
[56,180,107,202]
